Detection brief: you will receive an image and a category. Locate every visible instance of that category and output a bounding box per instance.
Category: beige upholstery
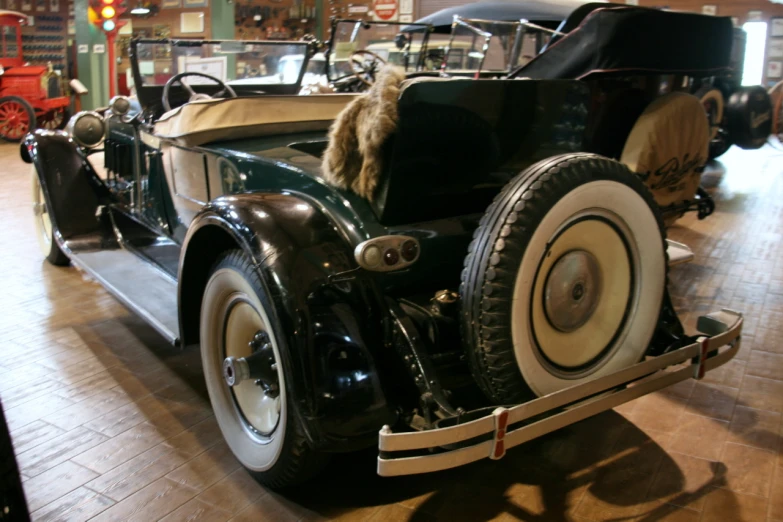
[154,94,359,147]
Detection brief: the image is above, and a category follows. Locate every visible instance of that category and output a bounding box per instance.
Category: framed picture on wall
[701,5,716,16]
[6,0,17,9]
[161,0,181,8]
[184,0,208,7]
[768,61,783,79]
[772,18,783,37]
[50,0,58,11]
[181,12,204,33]
[769,39,783,58]
[153,24,171,38]
[20,0,31,10]
[35,0,45,11]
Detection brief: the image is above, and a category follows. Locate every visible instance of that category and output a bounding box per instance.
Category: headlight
[109,95,132,118]
[65,111,105,148]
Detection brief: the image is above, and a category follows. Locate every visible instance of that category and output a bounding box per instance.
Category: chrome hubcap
[224,301,281,436]
[544,250,602,332]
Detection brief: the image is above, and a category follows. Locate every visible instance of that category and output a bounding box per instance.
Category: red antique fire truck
[0,10,69,141]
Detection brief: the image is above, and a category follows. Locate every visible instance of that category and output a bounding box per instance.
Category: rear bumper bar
[377,309,742,477]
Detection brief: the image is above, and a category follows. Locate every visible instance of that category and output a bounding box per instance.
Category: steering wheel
[349,50,388,87]
[162,72,237,112]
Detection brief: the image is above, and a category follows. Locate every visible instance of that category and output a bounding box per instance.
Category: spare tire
[726,86,772,150]
[620,92,709,224]
[460,153,666,402]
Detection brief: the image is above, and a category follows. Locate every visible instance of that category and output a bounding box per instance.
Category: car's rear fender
[179,192,399,452]
[22,130,113,250]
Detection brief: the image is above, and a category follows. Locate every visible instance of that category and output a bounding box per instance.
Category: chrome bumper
[377,309,742,477]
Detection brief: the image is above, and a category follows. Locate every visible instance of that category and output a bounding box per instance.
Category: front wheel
[31,168,69,266]
[200,250,328,488]
[38,107,70,131]
[0,96,36,142]
[461,154,667,402]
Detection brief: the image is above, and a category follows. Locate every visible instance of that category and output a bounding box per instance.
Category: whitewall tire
[460,154,666,402]
[200,250,327,487]
[31,167,69,266]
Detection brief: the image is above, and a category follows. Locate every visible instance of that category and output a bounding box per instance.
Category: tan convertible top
[153,94,359,147]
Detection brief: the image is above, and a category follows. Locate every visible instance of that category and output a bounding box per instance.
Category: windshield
[133,40,311,88]
[1,26,18,59]
[441,18,553,74]
[327,20,431,82]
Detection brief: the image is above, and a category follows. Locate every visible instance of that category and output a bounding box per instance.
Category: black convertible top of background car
[510,5,734,79]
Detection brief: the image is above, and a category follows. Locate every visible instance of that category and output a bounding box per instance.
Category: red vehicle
[0,10,69,141]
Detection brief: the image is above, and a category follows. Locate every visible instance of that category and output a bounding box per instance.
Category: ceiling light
[130,3,150,14]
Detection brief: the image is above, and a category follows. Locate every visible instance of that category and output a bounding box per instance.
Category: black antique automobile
[26,7,743,488]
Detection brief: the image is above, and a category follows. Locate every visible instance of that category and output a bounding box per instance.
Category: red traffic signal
[91,0,126,34]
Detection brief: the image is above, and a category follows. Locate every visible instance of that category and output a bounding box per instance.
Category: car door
[159,140,212,243]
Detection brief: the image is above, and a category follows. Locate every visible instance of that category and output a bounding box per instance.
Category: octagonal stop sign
[373,0,398,21]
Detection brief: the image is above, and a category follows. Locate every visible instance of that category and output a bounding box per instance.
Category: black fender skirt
[180,194,399,452]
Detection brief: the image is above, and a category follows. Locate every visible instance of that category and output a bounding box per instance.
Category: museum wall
[633,0,783,23]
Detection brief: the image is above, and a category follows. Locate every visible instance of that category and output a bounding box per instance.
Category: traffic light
[91,0,126,34]
[88,0,127,97]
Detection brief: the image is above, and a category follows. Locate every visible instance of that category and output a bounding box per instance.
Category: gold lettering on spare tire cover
[620,92,709,214]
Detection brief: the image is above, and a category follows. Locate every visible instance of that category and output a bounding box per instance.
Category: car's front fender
[179,193,399,452]
[23,130,112,249]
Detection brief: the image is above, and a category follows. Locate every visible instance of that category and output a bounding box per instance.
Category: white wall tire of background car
[460,154,666,402]
[30,167,69,266]
[200,250,327,487]
[620,92,709,225]
[695,86,724,141]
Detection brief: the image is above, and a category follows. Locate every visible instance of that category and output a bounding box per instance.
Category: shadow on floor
[72,294,757,522]
[286,412,733,521]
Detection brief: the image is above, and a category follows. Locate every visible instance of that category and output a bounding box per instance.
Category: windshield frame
[325,19,433,83]
[129,38,312,116]
[440,16,565,76]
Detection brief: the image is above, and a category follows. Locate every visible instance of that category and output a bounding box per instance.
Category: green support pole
[211,0,235,78]
[211,0,235,39]
[316,0,324,41]
[75,0,109,110]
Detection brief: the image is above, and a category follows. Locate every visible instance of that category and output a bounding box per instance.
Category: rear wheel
[460,154,666,402]
[0,96,36,142]
[200,250,328,488]
[31,168,69,266]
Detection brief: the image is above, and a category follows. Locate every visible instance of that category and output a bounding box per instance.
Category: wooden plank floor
[3,140,783,522]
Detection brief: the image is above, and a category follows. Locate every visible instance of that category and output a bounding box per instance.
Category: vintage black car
[26,6,743,488]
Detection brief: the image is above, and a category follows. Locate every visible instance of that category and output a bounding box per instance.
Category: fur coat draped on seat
[321,65,406,201]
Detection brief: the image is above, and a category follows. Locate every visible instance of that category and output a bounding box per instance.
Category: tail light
[354,235,420,272]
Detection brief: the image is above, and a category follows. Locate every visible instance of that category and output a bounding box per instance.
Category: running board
[377,309,742,477]
[667,239,694,266]
[70,249,180,345]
